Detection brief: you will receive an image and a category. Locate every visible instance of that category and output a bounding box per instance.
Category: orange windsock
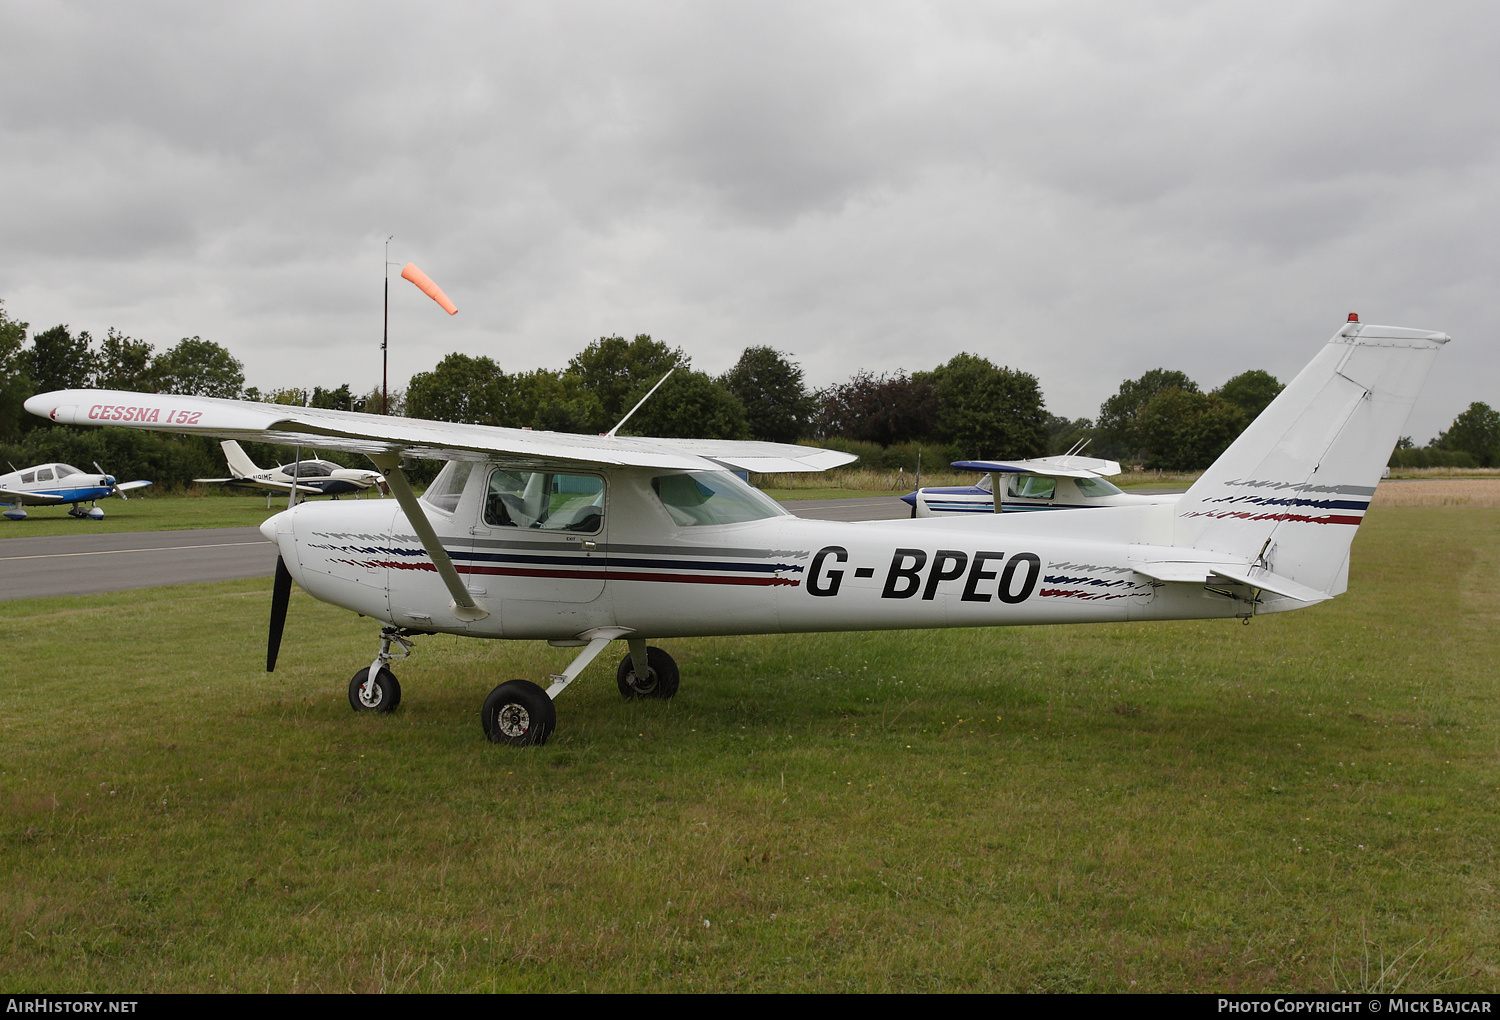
[400,262,457,315]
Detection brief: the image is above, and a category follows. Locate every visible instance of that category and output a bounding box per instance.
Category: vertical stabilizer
[221,440,263,479]
[1174,321,1449,595]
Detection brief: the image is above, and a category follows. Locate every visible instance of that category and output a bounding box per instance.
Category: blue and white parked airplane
[903,450,1172,517]
[0,462,152,520]
[25,316,1443,747]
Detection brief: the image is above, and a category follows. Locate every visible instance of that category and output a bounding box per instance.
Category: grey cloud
[1,1,1496,444]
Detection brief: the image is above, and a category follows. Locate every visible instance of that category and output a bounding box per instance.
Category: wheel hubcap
[496,703,530,738]
[628,667,658,694]
[359,681,383,708]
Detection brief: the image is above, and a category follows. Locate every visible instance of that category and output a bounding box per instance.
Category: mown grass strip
[1,506,1496,991]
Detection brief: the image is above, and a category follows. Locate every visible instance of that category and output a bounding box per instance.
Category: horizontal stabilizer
[1128,555,1332,603]
[1207,566,1332,603]
[1128,547,1332,603]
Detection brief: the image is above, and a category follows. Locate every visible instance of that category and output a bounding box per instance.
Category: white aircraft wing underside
[0,486,70,505]
[25,390,855,473]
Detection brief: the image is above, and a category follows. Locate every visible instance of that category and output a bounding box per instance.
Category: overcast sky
[2,1,1496,442]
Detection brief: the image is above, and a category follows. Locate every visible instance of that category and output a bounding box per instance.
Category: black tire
[348,667,401,713]
[481,680,556,746]
[616,646,680,700]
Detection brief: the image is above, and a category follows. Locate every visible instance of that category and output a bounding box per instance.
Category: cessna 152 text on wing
[25,316,1446,746]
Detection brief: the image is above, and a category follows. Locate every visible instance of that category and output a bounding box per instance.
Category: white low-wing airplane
[25,317,1446,746]
[0,462,152,520]
[195,440,385,503]
[903,452,1173,517]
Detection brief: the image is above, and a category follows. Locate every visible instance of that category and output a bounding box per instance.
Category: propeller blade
[267,556,292,672]
[94,461,122,497]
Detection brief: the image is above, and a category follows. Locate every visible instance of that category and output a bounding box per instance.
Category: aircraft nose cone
[260,511,287,544]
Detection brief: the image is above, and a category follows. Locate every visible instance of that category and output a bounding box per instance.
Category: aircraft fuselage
[266,466,1287,645]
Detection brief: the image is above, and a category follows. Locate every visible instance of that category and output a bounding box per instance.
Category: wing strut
[368,452,489,622]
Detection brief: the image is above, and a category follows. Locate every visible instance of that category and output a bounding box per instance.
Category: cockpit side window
[36,467,54,482]
[1008,474,1055,500]
[284,461,333,478]
[484,471,604,533]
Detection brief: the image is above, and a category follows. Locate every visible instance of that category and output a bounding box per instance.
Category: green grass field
[2,506,1496,992]
[0,492,298,537]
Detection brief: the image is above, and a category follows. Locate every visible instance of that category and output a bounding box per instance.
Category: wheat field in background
[1373,478,1500,507]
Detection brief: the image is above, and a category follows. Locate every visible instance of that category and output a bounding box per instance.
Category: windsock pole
[382,236,393,415]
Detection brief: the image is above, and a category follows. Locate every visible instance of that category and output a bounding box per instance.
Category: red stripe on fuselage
[1183,511,1364,525]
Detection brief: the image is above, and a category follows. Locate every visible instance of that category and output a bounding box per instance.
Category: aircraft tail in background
[220,440,262,479]
[1174,319,1449,598]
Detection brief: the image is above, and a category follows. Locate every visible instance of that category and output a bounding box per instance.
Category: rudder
[1174,320,1449,596]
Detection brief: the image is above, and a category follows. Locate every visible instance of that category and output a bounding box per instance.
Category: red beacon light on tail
[1348,312,1360,323]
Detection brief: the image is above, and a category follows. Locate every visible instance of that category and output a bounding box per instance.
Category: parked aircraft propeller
[91,462,124,497]
[267,556,292,672]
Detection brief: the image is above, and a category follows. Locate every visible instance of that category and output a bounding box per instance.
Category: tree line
[3,297,1496,488]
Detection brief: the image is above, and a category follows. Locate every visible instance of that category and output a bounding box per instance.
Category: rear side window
[485,471,603,533]
[21,471,35,483]
[650,471,786,526]
[1075,476,1123,497]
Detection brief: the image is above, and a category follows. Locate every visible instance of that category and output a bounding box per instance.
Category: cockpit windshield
[650,471,787,527]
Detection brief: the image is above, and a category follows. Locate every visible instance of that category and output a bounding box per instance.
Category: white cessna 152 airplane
[902,450,1170,517]
[24,316,1446,747]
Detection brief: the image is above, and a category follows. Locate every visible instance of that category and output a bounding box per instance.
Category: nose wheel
[349,666,401,712]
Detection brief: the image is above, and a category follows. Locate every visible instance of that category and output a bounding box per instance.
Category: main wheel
[481,680,556,746]
[348,666,401,713]
[616,646,680,700]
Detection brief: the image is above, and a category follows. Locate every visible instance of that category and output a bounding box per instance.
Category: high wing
[27,391,858,473]
[0,486,70,505]
[952,454,1122,479]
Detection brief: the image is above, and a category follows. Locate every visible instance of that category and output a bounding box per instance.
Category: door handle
[582,540,597,550]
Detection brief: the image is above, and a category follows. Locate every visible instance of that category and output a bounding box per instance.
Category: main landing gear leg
[349,626,414,713]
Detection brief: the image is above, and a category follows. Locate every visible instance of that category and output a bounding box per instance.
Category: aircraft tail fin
[1174,320,1449,597]
[221,440,262,479]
